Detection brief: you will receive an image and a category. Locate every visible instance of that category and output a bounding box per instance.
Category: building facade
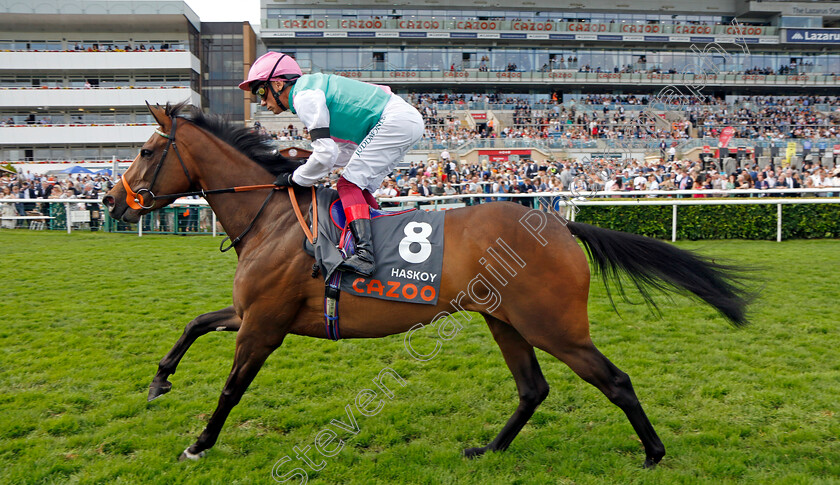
[0,0,256,166]
[258,0,840,98]
[253,0,840,162]
[200,21,258,122]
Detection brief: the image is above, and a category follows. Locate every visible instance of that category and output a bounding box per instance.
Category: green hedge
[574,200,840,240]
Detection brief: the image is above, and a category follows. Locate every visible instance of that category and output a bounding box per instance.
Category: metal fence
[2,188,837,241]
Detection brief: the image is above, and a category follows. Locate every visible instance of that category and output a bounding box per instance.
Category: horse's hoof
[148,380,172,402]
[643,456,662,469]
[178,447,206,461]
[463,446,488,459]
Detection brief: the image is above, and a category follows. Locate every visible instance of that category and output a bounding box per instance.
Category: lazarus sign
[786,29,840,43]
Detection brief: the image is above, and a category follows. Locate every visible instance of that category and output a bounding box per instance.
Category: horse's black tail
[566,221,753,327]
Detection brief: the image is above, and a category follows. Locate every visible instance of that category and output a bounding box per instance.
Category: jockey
[239,51,424,277]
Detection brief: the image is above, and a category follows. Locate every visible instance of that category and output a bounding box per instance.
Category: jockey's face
[260,81,290,114]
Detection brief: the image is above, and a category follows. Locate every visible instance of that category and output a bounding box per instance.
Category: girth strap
[324,271,341,341]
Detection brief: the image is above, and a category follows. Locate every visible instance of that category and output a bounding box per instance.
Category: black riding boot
[339,218,376,277]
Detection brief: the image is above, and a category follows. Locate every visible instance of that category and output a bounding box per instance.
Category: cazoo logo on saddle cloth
[340,210,445,305]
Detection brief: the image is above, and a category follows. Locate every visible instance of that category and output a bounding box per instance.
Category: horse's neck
[182,133,297,251]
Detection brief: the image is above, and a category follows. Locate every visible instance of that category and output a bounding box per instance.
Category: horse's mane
[164,101,300,176]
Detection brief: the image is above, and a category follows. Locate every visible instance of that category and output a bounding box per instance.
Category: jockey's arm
[333,139,357,166]
[290,89,338,186]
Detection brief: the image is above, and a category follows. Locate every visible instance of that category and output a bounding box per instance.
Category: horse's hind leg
[538,335,666,468]
[149,306,241,402]
[180,323,282,460]
[464,315,549,458]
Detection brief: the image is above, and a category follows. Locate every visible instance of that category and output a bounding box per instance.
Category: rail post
[672,204,678,242]
[777,202,783,242]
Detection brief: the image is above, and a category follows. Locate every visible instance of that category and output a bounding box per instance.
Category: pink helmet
[238,51,302,92]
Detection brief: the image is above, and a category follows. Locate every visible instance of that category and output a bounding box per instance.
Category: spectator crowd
[398,94,840,145]
[367,155,840,206]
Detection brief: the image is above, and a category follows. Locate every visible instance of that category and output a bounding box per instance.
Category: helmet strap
[267,81,288,111]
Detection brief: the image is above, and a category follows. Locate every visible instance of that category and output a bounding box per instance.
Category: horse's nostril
[102,195,115,209]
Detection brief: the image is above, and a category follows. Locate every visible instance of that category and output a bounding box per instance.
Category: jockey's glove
[274,172,298,187]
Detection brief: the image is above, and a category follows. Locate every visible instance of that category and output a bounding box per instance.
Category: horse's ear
[146,101,171,131]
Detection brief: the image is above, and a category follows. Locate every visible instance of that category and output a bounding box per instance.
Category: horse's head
[103,102,195,222]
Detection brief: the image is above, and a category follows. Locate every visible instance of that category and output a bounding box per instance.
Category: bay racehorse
[103,102,750,468]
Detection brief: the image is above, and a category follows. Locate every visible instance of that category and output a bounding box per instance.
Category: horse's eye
[141,149,153,158]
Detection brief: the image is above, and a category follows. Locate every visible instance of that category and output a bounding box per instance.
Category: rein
[121,115,317,252]
[218,184,317,253]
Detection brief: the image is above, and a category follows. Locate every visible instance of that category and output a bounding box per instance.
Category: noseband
[122,116,193,210]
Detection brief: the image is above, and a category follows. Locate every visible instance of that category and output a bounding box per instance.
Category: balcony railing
[324,70,840,86]
[263,17,777,37]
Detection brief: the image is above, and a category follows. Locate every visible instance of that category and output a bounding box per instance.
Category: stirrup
[338,253,375,277]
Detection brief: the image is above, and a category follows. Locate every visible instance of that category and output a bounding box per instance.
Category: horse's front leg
[179,316,286,461]
[149,306,241,401]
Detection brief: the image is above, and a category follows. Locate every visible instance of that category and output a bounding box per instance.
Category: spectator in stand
[645,174,660,194]
[406,181,420,197]
[19,181,37,212]
[779,169,800,193]
[12,185,26,216]
[443,182,457,196]
[755,173,769,194]
[736,173,753,191]
[418,179,433,197]
[373,179,397,198]
[1,186,17,228]
[678,169,694,198]
[725,173,737,192]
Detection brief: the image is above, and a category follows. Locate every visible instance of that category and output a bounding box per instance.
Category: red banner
[471,112,487,120]
[719,127,735,148]
[673,25,712,34]
[454,20,500,30]
[561,22,609,32]
[722,25,767,36]
[479,149,531,162]
[620,24,663,33]
[479,150,531,156]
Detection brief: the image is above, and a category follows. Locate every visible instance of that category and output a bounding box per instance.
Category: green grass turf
[0,230,838,484]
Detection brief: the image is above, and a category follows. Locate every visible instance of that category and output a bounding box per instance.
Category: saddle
[303,187,446,340]
[302,188,416,278]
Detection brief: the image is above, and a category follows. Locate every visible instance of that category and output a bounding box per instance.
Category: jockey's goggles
[253,83,269,100]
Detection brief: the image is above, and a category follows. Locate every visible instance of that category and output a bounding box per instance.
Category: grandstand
[257,0,840,166]
[0,0,255,174]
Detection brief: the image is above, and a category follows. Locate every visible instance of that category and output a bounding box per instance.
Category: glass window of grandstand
[206,87,241,118]
[0,39,61,50]
[266,7,727,24]
[293,47,840,75]
[779,16,822,28]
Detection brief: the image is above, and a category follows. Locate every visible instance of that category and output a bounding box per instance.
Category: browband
[309,127,331,141]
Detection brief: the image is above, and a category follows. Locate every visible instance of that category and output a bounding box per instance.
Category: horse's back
[439,201,591,322]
